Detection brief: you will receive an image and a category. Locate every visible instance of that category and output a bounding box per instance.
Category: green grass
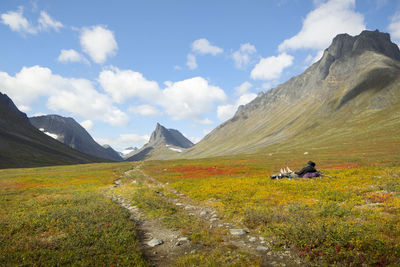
[0,162,147,266]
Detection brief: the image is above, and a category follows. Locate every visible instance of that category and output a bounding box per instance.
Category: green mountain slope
[0,92,105,169]
[184,30,400,158]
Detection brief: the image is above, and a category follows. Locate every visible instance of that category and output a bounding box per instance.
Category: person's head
[307,161,316,167]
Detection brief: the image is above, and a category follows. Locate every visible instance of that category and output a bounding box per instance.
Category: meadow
[1,148,399,266]
[142,151,400,266]
[0,162,147,266]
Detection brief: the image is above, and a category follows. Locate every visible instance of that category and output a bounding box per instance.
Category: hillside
[185,30,400,158]
[0,92,104,168]
[126,123,194,161]
[29,115,122,161]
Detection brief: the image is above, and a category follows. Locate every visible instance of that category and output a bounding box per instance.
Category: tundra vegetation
[1,148,399,266]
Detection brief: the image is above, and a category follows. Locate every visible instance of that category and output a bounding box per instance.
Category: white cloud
[1,7,37,34]
[80,120,94,131]
[57,49,89,64]
[232,43,257,69]
[235,81,252,96]
[0,65,128,126]
[278,0,365,52]
[47,83,128,126]
[98,67,160,103]
[129,104,162,116]
[217,93,257,121]
[173,65,182,70]
[250,53,293,80]
[38,11,63,32]
[198,118,213,125]
[388,12,400,44]
[96,133,150,151]
[80,25,118,64]
[186,54,198,70]
[191,38,223,55]
[161,77,227,121]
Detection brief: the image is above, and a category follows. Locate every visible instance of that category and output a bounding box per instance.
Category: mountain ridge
[184,30,400,158]
[29,115,122,161]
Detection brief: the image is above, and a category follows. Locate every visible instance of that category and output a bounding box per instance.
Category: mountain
[0,92,104,168]
[185,30,400,158]
[29,115,123,161]
[120,147,138,159]
[126,123,194,161]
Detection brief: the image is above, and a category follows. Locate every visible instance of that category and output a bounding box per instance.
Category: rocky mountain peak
[324,29,400,62]
[148,123,193,148]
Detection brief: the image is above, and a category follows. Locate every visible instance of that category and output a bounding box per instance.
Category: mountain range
[0,93,104,169]
[181,30,400,158]
[1,29,399,167]
[29,115,123,161]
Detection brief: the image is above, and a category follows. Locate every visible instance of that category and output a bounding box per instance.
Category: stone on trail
[256,246,270,251]
[184,205,195,210]
[230,229,249,236]
[147,238,163,247]
[175,237,190,246]
[199,210,208,216]
[176,203,184,207]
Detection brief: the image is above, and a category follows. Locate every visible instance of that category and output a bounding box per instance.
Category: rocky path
[105,164,304,266]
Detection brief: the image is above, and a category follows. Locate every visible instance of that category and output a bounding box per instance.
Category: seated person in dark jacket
[295,161,319,178]
[278,161,319,178]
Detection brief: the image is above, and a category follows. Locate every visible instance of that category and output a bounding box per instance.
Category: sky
[1,0,399,151]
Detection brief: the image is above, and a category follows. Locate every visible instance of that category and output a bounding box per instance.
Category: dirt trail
[105,164,304,266]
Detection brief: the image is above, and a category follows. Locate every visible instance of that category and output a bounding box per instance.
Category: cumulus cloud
[217,93,257,121]
[0,65,128,126]
[57,49,89,64]
[1,7,37,34]
[278,0,365,52]
[388,12,400,44]
[96,133,150,151]
[161,77,227,121]
[235,81,253,96]
[186,54,198,70]
[232,43,257,69]
[80,120,94,131]
[191,38,223,55]
[38,11,63,32]
[80,26,118,64]
[98,67,160,103]
[250,53,293,80]
[129,104,162,116]
[1,8,63,35]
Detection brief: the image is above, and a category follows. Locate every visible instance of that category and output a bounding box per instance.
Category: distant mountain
[119,147,138,159]
[29,115,123,161]
[185,30,400,158]
[126,123,193,161]
[0,92,103,168]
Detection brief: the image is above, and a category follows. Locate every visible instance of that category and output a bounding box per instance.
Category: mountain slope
[184,30,400,158]
[29,115,123,161]
[0,93,104,168]
[126,123,194,161]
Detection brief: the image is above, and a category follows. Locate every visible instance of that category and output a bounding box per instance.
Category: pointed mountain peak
[148,123,193,148]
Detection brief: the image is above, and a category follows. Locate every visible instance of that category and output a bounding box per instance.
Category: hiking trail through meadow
[104,164,305,266]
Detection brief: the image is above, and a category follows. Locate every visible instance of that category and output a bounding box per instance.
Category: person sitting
[271,161,320,179]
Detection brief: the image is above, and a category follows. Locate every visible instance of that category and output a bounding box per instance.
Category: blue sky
[1,0,399,151]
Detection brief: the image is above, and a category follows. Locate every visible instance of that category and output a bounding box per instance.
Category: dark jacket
[295,165,317,177]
